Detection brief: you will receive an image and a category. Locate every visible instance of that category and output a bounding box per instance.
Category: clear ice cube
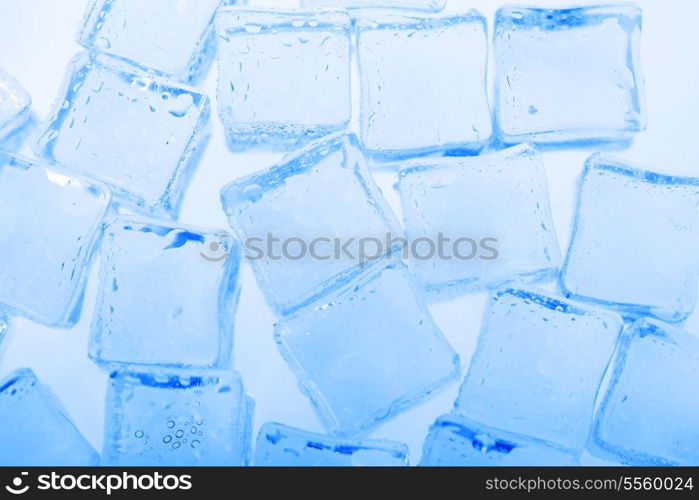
[35,52,209,217]
[0,151,110,327]
[254,422,409,466]
[420,414,578,466]
[494,5,646,145]
[591,319,699,465]
[455,287,623,453]
[0,67,31,138]
[215,8,351,151]
[356,11,491,160]
[77,0,237,81]
[301,0,445,11]
[397,143,560,297]
[0,368,99,465]
[561,155,699,323]
[220,133,402,315]
[89,215,240,369]
[275,261,460,436]
[103,369,253,465]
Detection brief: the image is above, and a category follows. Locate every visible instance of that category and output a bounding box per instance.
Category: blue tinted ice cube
[561,155,699,323]
[220,133,401,315]
[35,52,209,218]
[356,11,491,160]
[0,68,31,138]
[215,8,351,151]
[420,415,578,466]
[455,288,623,453]
[89,215,240,369]
[301,0,445,11]
[591,319,699,465]
[0,368,99,465]
[275,261,460,436]
[103,369,253,465]
[494,5,646,145]
[0,152,110,327]
[397,144,560,297]
[255,422,409,466]
[77,0,237,81]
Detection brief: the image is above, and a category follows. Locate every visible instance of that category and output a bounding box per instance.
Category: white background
[1,0,698,464]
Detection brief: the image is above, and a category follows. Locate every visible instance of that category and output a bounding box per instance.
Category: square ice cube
[494,5,646,145]
[0,151,110,327]
[301,0,445,11]
[89,215,240,369]
[0,368,99,465]
[455,287,623,453]
[77,0,239,81]
[356,11,491,160]
[103,369,253,465]
[275,261,460,436]
[397,143,560,297]
[591,319,699,465]
[35,52,209,218]
[561,155,699,323]
[254,422,409,466]
[220,133,401,315]
[215,8,351,151]
[0,68,31,138]
[420,415,578,466]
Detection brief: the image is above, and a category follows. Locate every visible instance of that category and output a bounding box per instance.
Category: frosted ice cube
[561,155,699,323]
[301,0,445,11]
[455,287,623,453]
[89,215,240,369]
[220,133,401,315]
[0,368,99,465]
[0,67,31,138]
[77,0,239,81]
[103,368,253,465]
[275,261,460,435]
[215,8,351,151]
[357,11,491,159]
[421,415,578,466]
[591,319,699,465]
[35,52,209,218]
[254,422,409,466]
[397,143,560,298]
[494,5,646,145]
[0,151,110,327]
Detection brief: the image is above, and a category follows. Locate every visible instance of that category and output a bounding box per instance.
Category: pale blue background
[1,0,698,464]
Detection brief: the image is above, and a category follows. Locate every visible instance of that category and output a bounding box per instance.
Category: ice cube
[220,133,401,315]
[254,422,409,466]
[77,0,238,81]
[215,8,351,151]
[397,144,560,298]
[0,151,110,327]
[0,313,7,345]
[275,261,460,436]
[591,319,699,465]
[35,52,209,218]
[89,215,240,369]
[420,415,578,466]
[301,0,445,11]
[103,368,253,465]
[455,287,623,453]
[561,155,699,323]
[0,67,31,138]
[494,5,646,145]
[0,368,99,465]
[356,11,491,160]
